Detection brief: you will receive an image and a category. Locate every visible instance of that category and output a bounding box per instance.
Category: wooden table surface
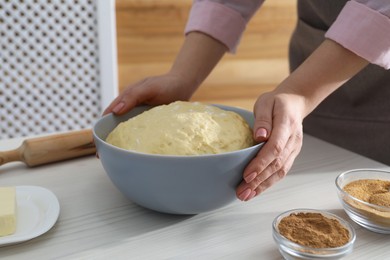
[1,134,389,259]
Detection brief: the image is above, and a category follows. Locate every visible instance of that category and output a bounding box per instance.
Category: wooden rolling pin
[0,129,96,167]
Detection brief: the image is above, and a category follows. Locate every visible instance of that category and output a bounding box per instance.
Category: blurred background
[115,0,297,111]
[0,0,296,139]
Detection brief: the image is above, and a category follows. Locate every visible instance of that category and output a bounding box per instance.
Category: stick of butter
[0,187,17,237]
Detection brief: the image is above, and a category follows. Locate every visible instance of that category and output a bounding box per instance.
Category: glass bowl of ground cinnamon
[336,168,390,234]
[272,209,356,260]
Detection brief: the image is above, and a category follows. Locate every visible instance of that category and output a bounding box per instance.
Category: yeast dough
[106,101,254,155]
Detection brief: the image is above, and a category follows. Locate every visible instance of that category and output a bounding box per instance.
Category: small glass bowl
[335,168,390,234]
[272,209,356,260]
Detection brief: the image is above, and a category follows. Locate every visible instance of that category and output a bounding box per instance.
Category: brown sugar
[278,212,350,248]
[343,179,390,207]
[342,179,390,227]
[370,193,390,207]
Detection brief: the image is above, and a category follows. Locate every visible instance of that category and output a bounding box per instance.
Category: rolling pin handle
[0,148,22,166]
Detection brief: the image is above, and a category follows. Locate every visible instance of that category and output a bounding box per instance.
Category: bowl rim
[93,103,264,158]
[335,168,390,211]
[94,134,264,159]
[272,208,356,255]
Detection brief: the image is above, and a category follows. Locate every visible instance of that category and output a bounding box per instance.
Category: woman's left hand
[235,89,306,201]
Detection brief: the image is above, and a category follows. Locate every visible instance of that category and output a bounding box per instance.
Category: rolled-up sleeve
[325,0,390,69]
[184,0,264,53]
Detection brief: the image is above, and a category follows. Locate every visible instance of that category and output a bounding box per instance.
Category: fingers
[254,141,299,195]
[102,78,157,116]
[253,94,273,143]
[236,91,305,202]
[236,124,303,201]
[242,113,291,183]
[103,95,124,115]
[102,87,138,116]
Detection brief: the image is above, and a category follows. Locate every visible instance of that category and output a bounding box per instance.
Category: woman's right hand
[103,72,197,116]
[103,32,228,116]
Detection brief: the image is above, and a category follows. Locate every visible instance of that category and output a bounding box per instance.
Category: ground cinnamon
[278,212,350,248]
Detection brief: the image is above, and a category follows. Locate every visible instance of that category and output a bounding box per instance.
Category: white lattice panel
[0,0,116,139]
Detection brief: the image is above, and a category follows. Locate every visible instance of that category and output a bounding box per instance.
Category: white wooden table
[1,134,389,259]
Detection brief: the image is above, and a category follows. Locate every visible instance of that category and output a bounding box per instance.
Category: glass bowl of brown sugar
[272,209,356,260]
[336,168,390,234]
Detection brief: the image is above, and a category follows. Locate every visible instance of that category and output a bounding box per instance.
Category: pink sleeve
[184,0,264,53]
[325,0,390,70]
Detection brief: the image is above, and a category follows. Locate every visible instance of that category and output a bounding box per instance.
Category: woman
[104,0,390,201]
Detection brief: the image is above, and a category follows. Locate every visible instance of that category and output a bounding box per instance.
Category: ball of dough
[106,101,254,155]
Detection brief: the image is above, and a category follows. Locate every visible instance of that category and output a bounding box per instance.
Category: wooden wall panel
[115,0,297,110]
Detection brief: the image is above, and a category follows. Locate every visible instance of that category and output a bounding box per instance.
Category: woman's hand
[103,73,196,115]
[236,90,306,201]
[103,32,227,116]
[235,39,369,201]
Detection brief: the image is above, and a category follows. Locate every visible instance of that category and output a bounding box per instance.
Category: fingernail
[255,128,267,139]
[238,188,252,201]
[112,102,125,114]
[245,190,257,201]
[244,172,257,183]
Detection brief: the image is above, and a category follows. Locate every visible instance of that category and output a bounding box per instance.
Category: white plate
[0,186,60,246]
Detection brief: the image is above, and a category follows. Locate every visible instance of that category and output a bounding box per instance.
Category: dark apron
[289,0,390,165]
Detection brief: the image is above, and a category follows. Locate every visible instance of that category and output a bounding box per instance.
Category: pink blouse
[185,0,390,69]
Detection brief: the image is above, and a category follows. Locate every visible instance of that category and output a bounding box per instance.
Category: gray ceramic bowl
[93,104,263,214]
